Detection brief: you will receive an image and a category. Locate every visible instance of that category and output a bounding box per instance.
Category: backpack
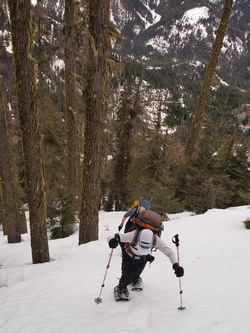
[138,199,151,210]
[133,209,163,234]
[130,229,156,256]
[124,200,152,233]
[124,210,163,256]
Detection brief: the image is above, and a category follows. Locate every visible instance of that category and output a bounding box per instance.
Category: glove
[108,234,120,248]
[136,254,155,266]
[118,224,123,231]
[173,263,184,277]
[146,254,155,263]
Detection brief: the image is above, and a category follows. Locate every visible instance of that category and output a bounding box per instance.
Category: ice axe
[172,234,186,311]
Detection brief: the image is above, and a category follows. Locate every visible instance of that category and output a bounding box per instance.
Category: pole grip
[172,234,180,247]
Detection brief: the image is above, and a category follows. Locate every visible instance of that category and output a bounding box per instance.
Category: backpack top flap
[139,199,151,210]
[130,229,154,257]
[137,210,163,231]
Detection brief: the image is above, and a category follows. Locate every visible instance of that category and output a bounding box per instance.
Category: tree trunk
[36,0,50,194]
[8,0,49,263]
[18,206,28,234]
[64,0,80,202]
[79,0,111,244]
[112,88,132,210]
[0,178,8,235]
[0,79,21,243]
[185,0,234,158]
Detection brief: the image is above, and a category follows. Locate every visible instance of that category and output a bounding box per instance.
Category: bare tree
[185,0,234,158]
[8,0,49,263]
[79,0,111,244]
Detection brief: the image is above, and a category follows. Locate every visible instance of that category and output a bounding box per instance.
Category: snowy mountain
[1,0,249,132]
[1,0,249,90]
[1,206,250,332]
[111,0,249,88]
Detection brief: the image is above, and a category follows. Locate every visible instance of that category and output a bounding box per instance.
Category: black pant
[119,245,147,288]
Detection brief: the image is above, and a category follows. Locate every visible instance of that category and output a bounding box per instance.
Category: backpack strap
[152,234,157,249]
[134,205,141,218]
[130,229,141,247]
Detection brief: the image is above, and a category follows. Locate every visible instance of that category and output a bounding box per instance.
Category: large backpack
[125,210,163,255]
[133,209,163,234]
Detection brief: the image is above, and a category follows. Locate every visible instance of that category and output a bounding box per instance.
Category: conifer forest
[0,0,249,263]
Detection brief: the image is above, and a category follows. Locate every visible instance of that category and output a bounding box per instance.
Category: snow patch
[182,7,209,25]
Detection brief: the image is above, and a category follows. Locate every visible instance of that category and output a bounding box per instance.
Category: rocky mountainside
[111,0,249,89]
[0,0,249,132]
[1,0,249,90]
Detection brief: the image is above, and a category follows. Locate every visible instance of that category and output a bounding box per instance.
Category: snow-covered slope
[1,206,250,333]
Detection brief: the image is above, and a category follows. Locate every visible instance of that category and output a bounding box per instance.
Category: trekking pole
[94,249,114,304]
[172,234,186,310]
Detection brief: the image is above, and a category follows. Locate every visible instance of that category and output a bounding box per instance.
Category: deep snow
[0,206,250,333]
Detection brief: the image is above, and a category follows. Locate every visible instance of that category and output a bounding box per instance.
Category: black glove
[118,224,123,231]
[109,234,120,248]
[173,263,184,277]
[146,254,155,263]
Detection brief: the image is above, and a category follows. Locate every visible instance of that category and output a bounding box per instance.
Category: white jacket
[108,230,177,264]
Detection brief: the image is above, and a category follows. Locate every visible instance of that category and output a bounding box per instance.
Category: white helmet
[131,229,154,256]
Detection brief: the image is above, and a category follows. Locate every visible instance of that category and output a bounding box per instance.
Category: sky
[0,206,250,333]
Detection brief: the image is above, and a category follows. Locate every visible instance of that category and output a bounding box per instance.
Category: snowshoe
[114,286,130,302]
[131,277,143,291]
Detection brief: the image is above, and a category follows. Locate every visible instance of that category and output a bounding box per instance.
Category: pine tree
[217,137,250,206]
[47,187,76,239]
[79,0,112,244]
[33,0,69,199]
[182,127,238,213]
[8,0,49,263]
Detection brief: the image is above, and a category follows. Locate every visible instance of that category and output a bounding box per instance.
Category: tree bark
[8,0,49,263]
[0,79,21,243]
[36,0,50,194]
[185,0,234,158]
[18,206,28,234]
[64,0,80,201]
[79,0,111,244]
[112,88,132,210]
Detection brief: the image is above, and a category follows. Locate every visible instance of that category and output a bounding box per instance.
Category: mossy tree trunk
[185,0,234,158]
[0,79,21,243]
[35,0,50,194]
[79,0,111,244]
[64,0,80,204]
[8,0,49,263]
